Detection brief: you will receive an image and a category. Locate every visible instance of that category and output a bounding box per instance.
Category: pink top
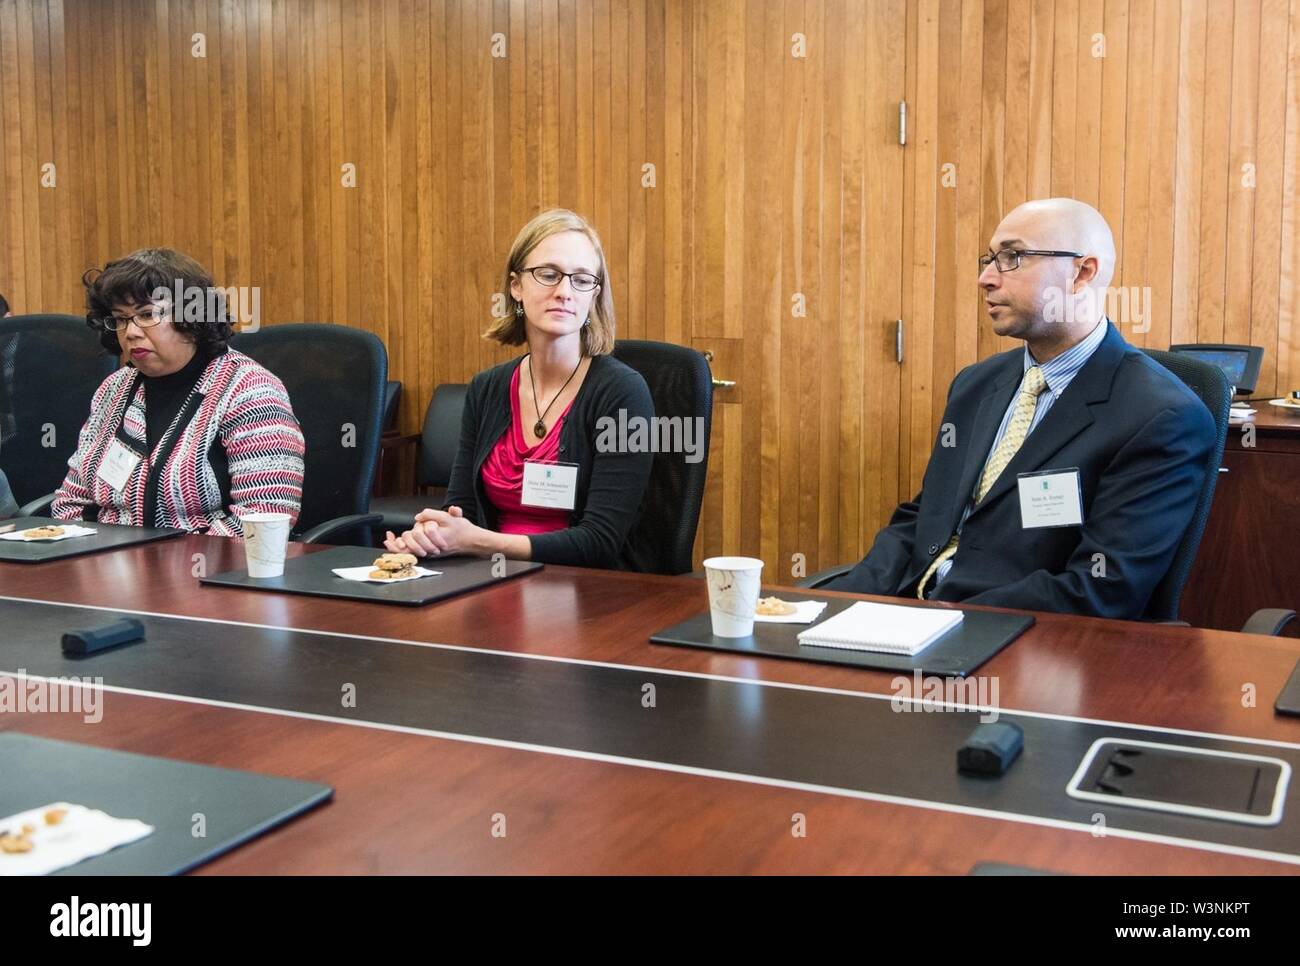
[480,362,575,535]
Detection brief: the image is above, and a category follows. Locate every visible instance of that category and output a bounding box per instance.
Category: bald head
[979,197,1117,358]
[1001,198,1116,290]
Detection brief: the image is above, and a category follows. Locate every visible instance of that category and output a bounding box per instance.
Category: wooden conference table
[2,534,1300,875]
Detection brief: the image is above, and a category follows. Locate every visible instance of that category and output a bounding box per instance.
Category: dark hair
[0,293,9,316]
[84,249,234,356]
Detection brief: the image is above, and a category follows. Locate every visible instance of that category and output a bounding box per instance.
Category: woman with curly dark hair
[51,249,305,536]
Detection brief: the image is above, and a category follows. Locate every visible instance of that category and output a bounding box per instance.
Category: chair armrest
[1240,609,1297,637]
[298,513,384,545]
[371,510,431,532]
[17,492,57,517]
[795,563,855,590]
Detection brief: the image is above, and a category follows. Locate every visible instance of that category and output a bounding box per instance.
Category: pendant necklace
[527,353,583,439]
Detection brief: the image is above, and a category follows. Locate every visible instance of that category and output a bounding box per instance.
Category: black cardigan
[442,353,655,569]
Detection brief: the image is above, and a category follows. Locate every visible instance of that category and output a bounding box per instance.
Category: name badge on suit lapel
[1016,468,1084,528]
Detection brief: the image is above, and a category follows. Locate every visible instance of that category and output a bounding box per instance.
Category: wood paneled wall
[2,0,1299,578]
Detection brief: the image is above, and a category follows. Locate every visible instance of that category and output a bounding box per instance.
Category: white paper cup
[702,556,764,638]
[240,512,292,578]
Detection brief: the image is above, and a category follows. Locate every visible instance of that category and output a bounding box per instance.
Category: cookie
[368,566,417,581]
[373,552,418,572]
[0,834,33,854]
[44,808,68,826]
[23,526,64,539]
[755,596,797,616]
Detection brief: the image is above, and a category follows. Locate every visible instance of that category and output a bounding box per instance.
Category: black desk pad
[649,595,1034,676]
[0,733,331,875]
[3,597,1300,863]
[0,517,183,564]
[200,544,543,606]
[1277,659,1300,718]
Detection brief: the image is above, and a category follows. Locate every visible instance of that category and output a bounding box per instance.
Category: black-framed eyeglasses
[979,249,1084,273]
[94,306,170,332]
[520,265,601,293]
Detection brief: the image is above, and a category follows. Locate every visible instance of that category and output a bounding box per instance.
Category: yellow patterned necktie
[916,365,1049,599]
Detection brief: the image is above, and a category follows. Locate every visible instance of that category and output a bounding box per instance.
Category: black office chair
[368,382,467,535]
[231,323,387,545]
[796,350,1293,634]
[1,314,117,512]
[382,380,402,432]
[1145,350,1293,636]
[1138,349,1229,622]
[612,340,713,575]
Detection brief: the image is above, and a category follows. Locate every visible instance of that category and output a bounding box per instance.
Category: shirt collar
[1023,316,1109,396]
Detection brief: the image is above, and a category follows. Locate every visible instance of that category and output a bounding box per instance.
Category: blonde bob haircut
[484,208,616,356]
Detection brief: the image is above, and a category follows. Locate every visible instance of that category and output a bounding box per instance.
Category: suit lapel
[970,321,1127,515]
[945,355,1021,533]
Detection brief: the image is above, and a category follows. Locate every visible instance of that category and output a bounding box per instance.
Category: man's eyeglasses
[979,248,1084,273]
[94,307,168,332]
[520,266,600,293]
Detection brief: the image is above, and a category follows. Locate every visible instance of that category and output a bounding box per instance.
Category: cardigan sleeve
[51,370,120,521]
[526,367,655,569]
[0,468,18,518]
[440,370,486,525]
[208,365,306,536]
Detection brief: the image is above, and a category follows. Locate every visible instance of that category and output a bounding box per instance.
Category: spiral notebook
[796,601,964,656]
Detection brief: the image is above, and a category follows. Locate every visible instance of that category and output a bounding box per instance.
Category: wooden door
[690,0,909,581]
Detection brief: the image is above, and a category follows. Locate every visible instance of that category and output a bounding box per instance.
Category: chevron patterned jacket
[52,349,305,536]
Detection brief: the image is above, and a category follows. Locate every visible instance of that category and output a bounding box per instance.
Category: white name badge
[521,461,579,511]
[1016,468,1084,528]
[96,439,143,493]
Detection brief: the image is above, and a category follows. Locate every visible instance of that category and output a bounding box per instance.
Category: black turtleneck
[140,347,211,453]
[136,346,231,527]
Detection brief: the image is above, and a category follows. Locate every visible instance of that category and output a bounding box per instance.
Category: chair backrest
[231,323,388,536]
[382,380,402,432]
[611,340,713,575]
[1141,349,1231,621]
[417,383,467,489]
[0,314,117,505]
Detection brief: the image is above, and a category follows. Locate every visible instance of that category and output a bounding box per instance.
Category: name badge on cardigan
[97,439,144,493]
[521,461,579,510]
[1016,468,1084,528]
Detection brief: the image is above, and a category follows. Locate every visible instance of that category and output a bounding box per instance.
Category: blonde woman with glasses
[386,209,655,569]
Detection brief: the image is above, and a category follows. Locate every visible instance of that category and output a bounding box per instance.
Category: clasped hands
[385,505,483,557]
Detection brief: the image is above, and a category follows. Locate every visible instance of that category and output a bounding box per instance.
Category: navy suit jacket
[828,323,1216,619]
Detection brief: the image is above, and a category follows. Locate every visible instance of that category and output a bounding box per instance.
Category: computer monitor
[1168,343,1264,396]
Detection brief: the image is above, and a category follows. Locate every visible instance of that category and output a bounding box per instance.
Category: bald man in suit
[830,198,1216,620]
